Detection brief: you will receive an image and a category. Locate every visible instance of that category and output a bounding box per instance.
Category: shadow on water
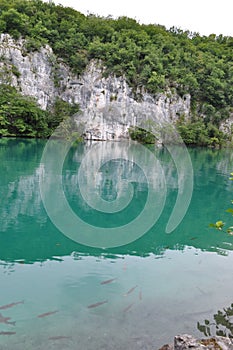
[0,138,233,264]
[197,303,233,338]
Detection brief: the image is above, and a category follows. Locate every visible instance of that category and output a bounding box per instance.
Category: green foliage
[176,117,226,146]
[0,84,49,137]
[0,7,29,38]
[48,98,80,130]
[0,0,233,142]
[0,85,79,138]
[11,64,21,78]
[209,220,225,230]
[129,126,156,144]
[51,116,83,141]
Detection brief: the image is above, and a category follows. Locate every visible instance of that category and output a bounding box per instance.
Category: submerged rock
[158,334,233,350]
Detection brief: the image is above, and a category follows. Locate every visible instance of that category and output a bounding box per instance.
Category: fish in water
[37,310,58,318]
[124,285,138,296]
[0,331,16,335]
[100,278,116,285]
[0,313,16,326]
[139,290,142,301]
[0,301,24,310]
[87,300,108,309]
[48,336,71,340]
[123,303,134,313]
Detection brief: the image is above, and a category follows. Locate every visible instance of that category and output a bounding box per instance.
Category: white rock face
[71,62,191,140]
[0,34,191,140]
[220,116,233,137]
[0,34,56,110]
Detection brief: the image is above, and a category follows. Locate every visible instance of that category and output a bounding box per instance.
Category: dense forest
[0,0,233,144]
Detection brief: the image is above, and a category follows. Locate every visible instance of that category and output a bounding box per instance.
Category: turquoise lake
[0,138,233,349]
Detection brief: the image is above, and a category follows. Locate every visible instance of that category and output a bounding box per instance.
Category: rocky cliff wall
[0,34,191,140]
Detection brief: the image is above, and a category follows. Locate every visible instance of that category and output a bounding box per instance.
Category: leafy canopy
[0,0,233,141]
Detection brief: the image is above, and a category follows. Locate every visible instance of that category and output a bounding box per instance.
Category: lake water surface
[0,138,233,350]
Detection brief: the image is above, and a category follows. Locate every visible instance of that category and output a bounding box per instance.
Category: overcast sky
[51,0,233,37]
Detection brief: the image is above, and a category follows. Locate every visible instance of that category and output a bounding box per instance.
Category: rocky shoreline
[159,334,233,350]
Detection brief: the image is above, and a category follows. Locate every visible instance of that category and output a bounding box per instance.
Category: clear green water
[0,138,233,349]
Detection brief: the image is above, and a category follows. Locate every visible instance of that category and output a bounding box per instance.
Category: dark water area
[0,137,233,349]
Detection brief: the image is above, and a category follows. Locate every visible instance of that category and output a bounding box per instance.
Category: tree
[0,8,29,38]
[0,85,80,138]
[0,0,233,143]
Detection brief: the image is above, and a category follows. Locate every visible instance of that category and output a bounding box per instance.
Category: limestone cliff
[0,34,191,140]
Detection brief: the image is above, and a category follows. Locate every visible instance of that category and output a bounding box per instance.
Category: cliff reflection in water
[0,138,233,264]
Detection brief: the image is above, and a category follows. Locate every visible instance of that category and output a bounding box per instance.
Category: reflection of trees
[0,138,46,231]
[0,138,44,183]
[197,303,233,338]
[1,138,233,263]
